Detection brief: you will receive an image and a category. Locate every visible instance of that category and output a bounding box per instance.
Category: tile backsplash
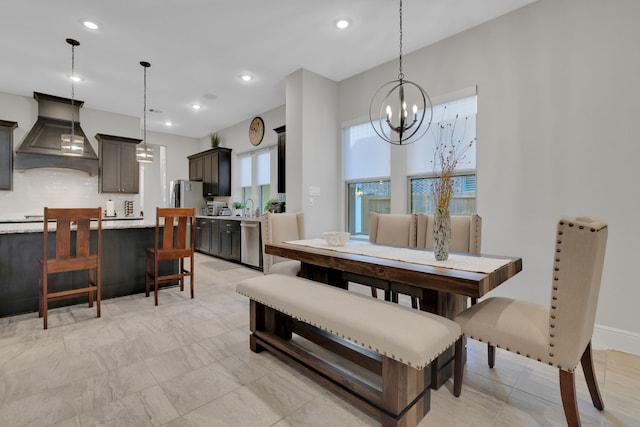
[0,168,140,219]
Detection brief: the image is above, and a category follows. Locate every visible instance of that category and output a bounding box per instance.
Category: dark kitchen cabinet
[96,133,141,194]
[195,217,220,256]
[274,126,286,194]
[188,147,231,197]
[188,155,203,181]
[209,218,221,256]
[195,218,210,253]
[219,220,240,261]
[0,120,18,191]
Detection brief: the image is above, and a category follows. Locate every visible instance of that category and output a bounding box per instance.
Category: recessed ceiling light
[240,74,253,82]
[69,75,82,82]
[335,18,352,30]
[165,121,173,126]
[192,104,201,110]
[82,20,99,30]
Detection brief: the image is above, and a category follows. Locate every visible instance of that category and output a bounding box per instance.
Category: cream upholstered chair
[398,213,482,310]
[261,212,304,275]
[453,217,608,427]
[344,212,417,300]
[415,213,481,255]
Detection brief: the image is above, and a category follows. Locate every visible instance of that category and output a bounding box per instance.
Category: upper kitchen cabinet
[96,133,142,194]
[189,147,231,197]
[274,126,286,194]
[188,154,203,181]
[0,120,18,191]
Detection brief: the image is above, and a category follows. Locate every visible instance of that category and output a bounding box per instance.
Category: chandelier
[61,38,85,155]
[369,0,432,145]
[136,61,154,163]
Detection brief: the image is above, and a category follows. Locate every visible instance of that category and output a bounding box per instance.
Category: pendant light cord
[66,38,80,140]
[140,61,151,152]
[398,0,404,81]
[143,64,147,150]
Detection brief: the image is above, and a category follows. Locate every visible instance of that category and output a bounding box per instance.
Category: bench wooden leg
[250,300,292,353]
[381,356,430,427]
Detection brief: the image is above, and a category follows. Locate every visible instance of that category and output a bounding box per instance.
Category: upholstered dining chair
[145,207,196,305]
[453,217,608,427]
[261,211,304,275]
[39,207,102,329]
[344,212,417,301]
[397,213,482,310]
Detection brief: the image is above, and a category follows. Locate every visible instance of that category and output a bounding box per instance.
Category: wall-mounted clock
[249,116,265,146]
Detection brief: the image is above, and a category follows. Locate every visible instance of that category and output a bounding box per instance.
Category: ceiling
[0,0,537,139]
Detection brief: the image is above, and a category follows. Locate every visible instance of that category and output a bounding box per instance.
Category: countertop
[196,215,261,222]
[0,218,154,234]
[0,215,261,234]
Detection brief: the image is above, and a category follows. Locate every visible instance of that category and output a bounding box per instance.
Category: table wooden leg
[420,289,466,389]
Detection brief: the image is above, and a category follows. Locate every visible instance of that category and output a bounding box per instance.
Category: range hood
[15,92,98,175]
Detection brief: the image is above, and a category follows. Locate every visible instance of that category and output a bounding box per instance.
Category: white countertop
[1,215,261,234]
[0,218,155,234]
[196,215,262,222]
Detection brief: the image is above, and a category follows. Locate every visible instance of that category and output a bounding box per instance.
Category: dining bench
[236,274,462,427]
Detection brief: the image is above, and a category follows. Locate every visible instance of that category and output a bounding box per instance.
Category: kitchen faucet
[244,198,254,217]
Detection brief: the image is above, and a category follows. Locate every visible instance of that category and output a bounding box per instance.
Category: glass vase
[433,206,451,261]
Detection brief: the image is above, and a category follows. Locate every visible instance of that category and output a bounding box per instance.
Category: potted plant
[232,201,245,216]
[210,132,221,148]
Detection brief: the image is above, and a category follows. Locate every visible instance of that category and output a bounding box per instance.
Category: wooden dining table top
[265,239,522,299]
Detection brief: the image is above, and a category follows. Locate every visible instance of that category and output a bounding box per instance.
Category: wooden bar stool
[145,207,196,305]
[39,207,102,329]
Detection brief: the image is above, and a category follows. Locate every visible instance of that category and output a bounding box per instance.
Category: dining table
[265,238,523,389]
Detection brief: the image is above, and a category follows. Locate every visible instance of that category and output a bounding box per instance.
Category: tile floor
[1,253,639,427]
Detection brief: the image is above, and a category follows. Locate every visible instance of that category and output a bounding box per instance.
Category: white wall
[0,91,200,219]
[303,71,340,238]
[337,0,640,352]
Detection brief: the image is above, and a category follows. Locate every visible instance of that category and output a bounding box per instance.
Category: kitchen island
[0,218,174,318]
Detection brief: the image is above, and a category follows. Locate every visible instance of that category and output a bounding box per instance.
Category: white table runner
[285,238,511,274]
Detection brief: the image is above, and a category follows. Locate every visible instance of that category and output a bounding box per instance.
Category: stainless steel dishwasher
[240,221,262,269]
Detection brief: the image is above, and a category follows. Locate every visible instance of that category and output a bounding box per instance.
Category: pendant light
[136,61,154,163]
[369,0,432,145]
[61,38,85,155]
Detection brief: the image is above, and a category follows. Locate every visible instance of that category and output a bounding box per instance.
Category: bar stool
[145,207,196,305]
[39,207,102,329]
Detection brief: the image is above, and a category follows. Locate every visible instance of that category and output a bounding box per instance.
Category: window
[238,148,272,215]
[344,120,391,237]
[406,95,477,214]
[347,180,391,237]
[343,92,477,237]
[239,154,252,206]
[410,174,476,215]
[256,150,270,214]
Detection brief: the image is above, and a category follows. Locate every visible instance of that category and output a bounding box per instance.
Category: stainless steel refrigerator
[170,180,205,211]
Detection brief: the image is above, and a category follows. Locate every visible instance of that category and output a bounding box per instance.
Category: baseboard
[593,324,640,356]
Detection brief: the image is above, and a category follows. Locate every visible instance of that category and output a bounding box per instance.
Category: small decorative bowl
[322,231,350,247]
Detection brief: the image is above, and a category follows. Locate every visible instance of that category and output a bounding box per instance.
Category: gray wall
[337,0,640,352]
